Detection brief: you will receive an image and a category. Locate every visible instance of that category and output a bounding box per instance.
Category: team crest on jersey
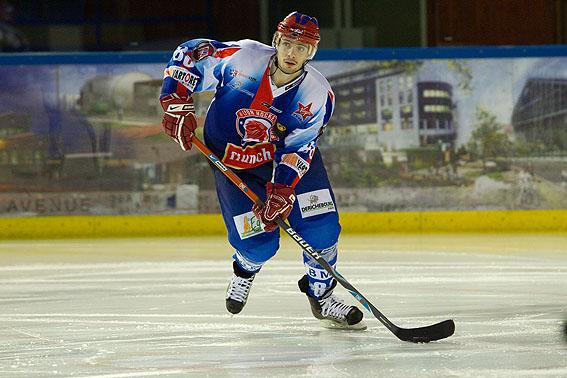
[293,102,313,122]
[235,108,279,143]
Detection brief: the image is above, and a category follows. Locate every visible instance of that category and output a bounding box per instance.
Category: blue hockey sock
[233,249,263,274]
[303,243,338,298]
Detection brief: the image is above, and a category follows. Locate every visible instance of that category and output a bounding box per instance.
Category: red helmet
[273,12,320,59]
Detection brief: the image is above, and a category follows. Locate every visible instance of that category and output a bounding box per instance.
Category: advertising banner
[1,56,566,216]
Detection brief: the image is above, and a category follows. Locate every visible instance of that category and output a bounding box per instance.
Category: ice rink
[0,234,566,377]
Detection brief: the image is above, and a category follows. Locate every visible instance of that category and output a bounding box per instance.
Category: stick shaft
[190,135,454,342]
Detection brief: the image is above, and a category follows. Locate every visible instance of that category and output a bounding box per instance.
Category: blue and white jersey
[161,39,335,187]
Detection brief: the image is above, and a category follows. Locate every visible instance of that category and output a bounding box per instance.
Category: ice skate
[226,262,255,314]
[298,275,366,330]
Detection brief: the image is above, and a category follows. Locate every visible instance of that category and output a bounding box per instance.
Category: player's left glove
[160,93,197,150]
[252,183,296,232]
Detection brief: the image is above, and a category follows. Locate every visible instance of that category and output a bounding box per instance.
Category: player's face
[276,37,310,73]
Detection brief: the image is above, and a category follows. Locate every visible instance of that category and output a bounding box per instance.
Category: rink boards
[1,209,567,239]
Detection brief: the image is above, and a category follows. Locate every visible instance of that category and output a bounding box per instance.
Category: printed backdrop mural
[1,57,566,216]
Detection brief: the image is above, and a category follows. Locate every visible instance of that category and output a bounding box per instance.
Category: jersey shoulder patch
[192,41,216,61]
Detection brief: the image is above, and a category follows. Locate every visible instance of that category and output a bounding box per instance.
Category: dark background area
[1,0,567,52]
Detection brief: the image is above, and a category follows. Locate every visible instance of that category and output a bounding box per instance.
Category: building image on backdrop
[512,77,567,151]
[324,66,456,166]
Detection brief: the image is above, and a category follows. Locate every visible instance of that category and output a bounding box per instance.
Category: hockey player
[160,11,365,330]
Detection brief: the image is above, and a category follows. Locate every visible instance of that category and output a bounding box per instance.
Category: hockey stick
[191,135,455,343]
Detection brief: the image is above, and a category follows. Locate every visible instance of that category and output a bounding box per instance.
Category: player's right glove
[160,93,197,150]
[252,183,296,232]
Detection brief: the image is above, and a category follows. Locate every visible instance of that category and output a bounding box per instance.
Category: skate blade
[319,319,367,331]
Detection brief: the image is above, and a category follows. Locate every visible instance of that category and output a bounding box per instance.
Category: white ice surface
[0,235,566,377]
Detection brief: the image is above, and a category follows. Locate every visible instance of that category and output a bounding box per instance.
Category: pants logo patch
[297,189,336,218]
[233,211,265,239]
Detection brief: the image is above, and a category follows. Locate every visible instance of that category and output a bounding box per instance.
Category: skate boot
[226,261,255,314]
[298,275,366,330]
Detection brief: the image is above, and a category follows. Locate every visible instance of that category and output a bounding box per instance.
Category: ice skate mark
[10,327,52,342]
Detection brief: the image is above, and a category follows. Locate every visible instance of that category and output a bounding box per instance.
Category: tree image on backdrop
[467,107,513,172]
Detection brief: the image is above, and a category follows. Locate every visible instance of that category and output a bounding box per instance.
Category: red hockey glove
[252,183,296,232]
[160,93,197,150]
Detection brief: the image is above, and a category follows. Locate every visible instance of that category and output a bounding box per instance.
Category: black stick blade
[395,319,455,343]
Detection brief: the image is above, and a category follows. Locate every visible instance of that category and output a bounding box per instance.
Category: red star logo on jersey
[294,102,313,121]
